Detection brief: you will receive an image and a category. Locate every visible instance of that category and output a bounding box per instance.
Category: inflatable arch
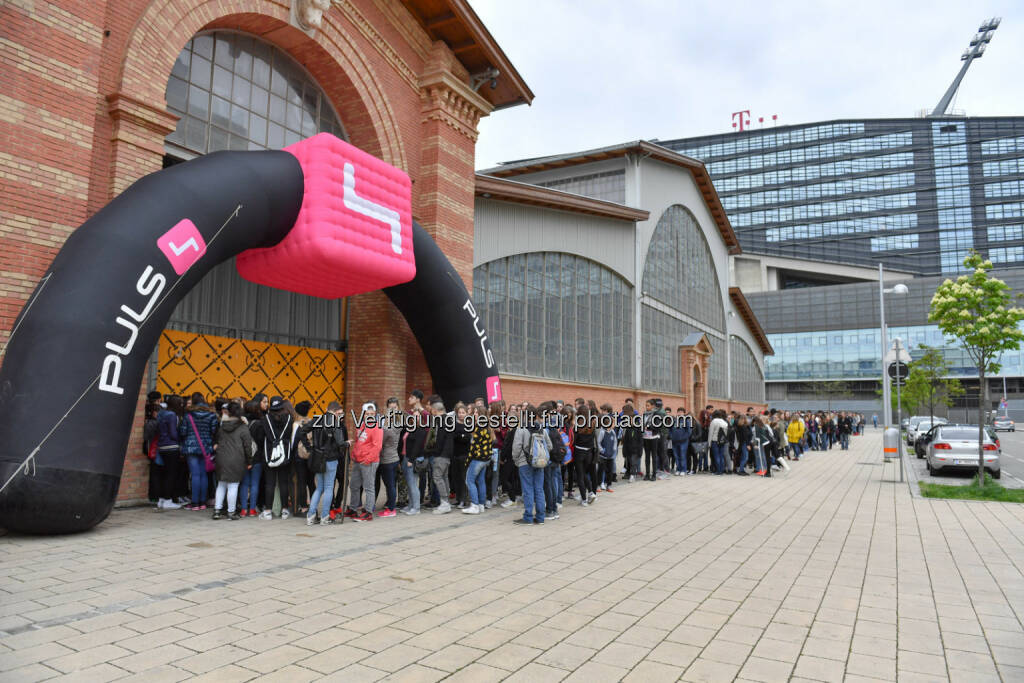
[0,134,501,534]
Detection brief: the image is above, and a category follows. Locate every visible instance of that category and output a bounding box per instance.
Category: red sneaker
[239,509,248,517]
[344,508,358,519]
[604,488,614,493]
[249,509,258,517]
[354,510,373,522]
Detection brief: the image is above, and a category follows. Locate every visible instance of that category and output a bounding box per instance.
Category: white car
[907,416,947,445]
[992,417,1015,432]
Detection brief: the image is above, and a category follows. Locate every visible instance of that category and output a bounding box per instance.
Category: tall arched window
[642,205,726,332]
[165,31,345,156]
[162,31,345,349]
[730,336,765,403]
[473,253,633,386]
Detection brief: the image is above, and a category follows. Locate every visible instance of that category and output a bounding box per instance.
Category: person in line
[621,404,643,483]
[252,396,294,520]
[298,401,348,525]
[573,406,597,505]
[786,415,804,461]
[291,400,314,515]
[669,406,691,476]
[597,404,617,491]
[425,400,454,515]
[401,389,429,516]
[451,403,472,509]
[346,401,382,522]
[641,401,659,481]
[708,410,730,475]
[212,402,253,520]
[179,393,219,510]
[733,415,752,476]
[155,395,184,510]
[377,397,402,518]
[463,403,493,515]
[511,405,550,525]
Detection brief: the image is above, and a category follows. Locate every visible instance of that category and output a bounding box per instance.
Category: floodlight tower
[931,18,1001,117]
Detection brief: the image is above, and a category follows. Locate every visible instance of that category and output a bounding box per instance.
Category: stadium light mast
[931,18,1001,117]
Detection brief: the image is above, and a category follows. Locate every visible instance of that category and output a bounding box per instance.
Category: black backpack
[546,426,565,461]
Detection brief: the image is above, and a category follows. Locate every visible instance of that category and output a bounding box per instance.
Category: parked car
[901,417,910,431]
[992,417,1015,432]
[925,424,1001,479]
[907,416,947,446]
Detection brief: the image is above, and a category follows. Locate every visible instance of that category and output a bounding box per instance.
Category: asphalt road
[907,425,1024,488]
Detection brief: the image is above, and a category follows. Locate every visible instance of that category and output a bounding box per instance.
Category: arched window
[165,31,345,156]
[730,336,765,402]
[642,205,726,332]
[473,253,633,386]
[162,31,345,349]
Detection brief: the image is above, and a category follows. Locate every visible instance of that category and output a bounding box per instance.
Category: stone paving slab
[3,432,1024,681]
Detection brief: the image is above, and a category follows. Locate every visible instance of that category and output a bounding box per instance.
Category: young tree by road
[929,252,1024,482]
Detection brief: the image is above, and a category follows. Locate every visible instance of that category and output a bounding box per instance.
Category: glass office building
[660,117,1024,276]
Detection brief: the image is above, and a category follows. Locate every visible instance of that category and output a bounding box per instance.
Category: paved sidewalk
[2,432,1024,682]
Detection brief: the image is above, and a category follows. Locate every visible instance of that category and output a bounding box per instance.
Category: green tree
[814,380,853,413]
[929,252,1024,481]
[909,345,964,420]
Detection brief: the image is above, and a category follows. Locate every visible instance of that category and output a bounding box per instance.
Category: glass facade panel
[870,234,919,252]
[642,205,726,332]
[474,253,633,386]
[730,336,765,402]
[165,31,344,155]
[766,322,1024,381]
[535,170,626,204]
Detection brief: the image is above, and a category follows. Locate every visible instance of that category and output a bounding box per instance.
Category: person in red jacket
[346,401,382,522]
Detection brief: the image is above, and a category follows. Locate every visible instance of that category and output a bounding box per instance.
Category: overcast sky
[471,1,1024,171]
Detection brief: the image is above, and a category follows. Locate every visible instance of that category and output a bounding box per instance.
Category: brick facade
[1,0,492,504]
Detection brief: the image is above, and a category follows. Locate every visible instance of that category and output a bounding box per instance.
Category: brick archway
[108,0,405,194]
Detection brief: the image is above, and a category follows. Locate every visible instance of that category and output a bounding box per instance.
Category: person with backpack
[541,403,565,520]
[669,407,691,475]
[708,409,729,475]
[733,415,753,475]
[179,393,219,510]
[511,405,550,525]
[251,396,294,520]
[687,416,707,474]
[155,395,184,510]
[238,398,264,517]
[212,402,253,520]
[463,404,493,515]
[290,401,314,515]
[838,412,853,450]
[298,401,348,525]
[641,401,660,481]
[751,415,773,477]
[597,404,618,491]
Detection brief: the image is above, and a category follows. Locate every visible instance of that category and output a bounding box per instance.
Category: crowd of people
[142,389,867,526]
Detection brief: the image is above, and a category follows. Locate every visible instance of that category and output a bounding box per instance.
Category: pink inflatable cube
[236,133,415,298]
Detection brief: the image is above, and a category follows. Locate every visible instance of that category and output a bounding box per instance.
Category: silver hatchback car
[925,424,1001,479]
[993,417,1015,432]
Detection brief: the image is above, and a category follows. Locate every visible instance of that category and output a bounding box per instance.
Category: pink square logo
[486,376,502,404]
[157,219,206,275]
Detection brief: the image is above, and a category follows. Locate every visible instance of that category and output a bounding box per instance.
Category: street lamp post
[878,264,909,429]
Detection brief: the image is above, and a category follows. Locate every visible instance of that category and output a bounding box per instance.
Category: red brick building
[1,0,532,503]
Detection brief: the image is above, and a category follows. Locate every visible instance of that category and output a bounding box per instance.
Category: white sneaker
[629,475,636,483]
[403,508,421,515]
[281,509,291,520]
[457,502,468,509]
[260,510,273,520]
[580,499,589,507]
[587,492,596,504]
[484,500,494,509]
[556,503,562,511]
[433,502,452,515]
[500,500,515,509]
[306,515,317,526]
[462,504,481,515]
[162,498,182,509]
[175,497,190,505]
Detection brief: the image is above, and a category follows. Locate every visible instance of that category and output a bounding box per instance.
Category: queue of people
[142,389,865,525]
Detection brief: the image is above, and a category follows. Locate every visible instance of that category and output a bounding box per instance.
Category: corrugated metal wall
[167,259,343,350]
[473,199,636,284]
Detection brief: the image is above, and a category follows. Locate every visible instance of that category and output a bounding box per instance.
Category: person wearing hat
[347,401,382,522]
[250,395,295,519]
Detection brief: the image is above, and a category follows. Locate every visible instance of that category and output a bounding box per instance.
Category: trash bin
[883,427,900,460]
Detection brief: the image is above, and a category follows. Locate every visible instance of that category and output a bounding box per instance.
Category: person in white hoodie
[707,410,730,475]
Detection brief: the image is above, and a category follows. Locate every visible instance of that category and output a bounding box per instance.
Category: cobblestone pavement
[3,431,1024,682]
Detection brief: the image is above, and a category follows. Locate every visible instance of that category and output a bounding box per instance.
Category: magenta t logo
[157,219,206,275]
[486,376,502,403]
